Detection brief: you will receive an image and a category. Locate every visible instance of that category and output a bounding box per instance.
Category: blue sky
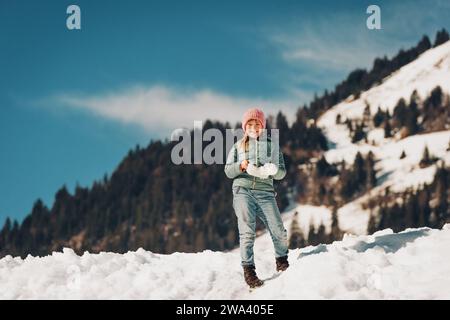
[1,0,450,226]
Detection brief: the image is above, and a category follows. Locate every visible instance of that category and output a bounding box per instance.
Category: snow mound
[1,225,449,299]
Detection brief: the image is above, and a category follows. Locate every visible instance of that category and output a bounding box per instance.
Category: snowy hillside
[304,40,450,236]
[1,223,449,299]
[323,130,450,235]
[318,40,450,151]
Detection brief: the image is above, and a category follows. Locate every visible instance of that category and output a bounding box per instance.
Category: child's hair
[239,133,249,152]
[239,129,273,161]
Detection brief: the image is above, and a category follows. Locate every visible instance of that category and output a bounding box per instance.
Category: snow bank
[251,225,450,299]
[1,225,449,299]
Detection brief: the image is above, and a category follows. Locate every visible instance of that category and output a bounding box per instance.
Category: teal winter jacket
[224,136,286,191]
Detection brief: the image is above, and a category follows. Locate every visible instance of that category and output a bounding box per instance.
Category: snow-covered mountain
[318,40,450,150]
[303,40,450,236]
[1,222,449,299]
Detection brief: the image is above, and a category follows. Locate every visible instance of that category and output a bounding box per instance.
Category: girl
[224,107,289,288]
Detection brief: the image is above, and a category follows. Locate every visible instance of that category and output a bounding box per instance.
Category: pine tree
[373,107,385,127]
[0,217,12,246]
[363,102,371,125]
[307,220,316,246]
[276,111,290,147]
[390,202,404,233]
[434,165,449,227]
[406,92,420,135]
[434,28,450,47]
[384,115,392,138]
[318,184,327,204]
[418,185,432,227]
[352,122,366,143]
[354,152,366,190]
[330,205,342,241]
[425,86,443,111]
[405,192,420,228]
[346,119,353,132]
[11,220,20,253]
[367,213,378,235]
[416,35,432,53]
[365,151,377,189]
[377,205,388,231]
[419,145,434,168]
[339,164,353,201]
[288,212,306,249]
[316,155,337,177]
[338,152,371,201]
[316,222,327,245]
[410,89,420,105]
[393,98,408,128]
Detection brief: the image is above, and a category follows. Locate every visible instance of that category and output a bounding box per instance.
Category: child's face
[245,119,262,139]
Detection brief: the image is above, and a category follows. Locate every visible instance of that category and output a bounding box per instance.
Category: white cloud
[55,85,299,137]
[261,14,393,97]
[267,1,448,75]
[270,20,397,74]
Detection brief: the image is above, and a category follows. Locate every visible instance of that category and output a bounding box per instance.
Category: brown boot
[243,265,264,288]
[275,255,289,272]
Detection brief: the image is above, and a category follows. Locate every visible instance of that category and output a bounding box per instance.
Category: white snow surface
[1,223,449,299]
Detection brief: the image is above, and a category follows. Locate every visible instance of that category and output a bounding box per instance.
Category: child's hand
[240,160,249,172]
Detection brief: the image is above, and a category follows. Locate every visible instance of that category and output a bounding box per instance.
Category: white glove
[246,163,269,179]
[260,163,278,176]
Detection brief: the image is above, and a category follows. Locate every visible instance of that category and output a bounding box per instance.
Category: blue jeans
[232,185,288,266]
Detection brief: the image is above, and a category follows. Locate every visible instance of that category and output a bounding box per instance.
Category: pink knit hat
[241,107,266,131]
